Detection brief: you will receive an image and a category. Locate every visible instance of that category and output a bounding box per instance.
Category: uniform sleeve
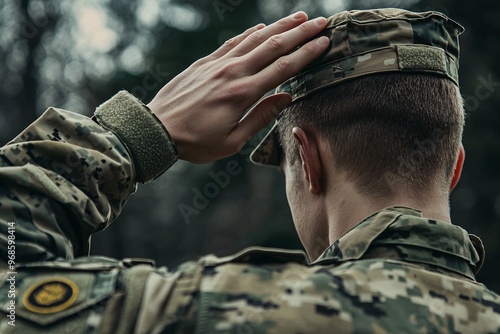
[0,91,177,263]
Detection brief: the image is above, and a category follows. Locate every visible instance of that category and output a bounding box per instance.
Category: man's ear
[450,144,465,192]
[292,127,323,194]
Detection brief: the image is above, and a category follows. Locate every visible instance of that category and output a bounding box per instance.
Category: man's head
[279,72,465,257]
[250,8,466,258]
[279,71,464,198]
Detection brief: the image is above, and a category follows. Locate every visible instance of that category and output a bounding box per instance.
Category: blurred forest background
[1,0,499,292]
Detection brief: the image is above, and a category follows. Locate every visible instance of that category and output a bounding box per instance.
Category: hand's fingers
[230,93,292,145]
[253,35,330,93]
[210,23,267,59]
[228,11,308,57]
[243,17,328,73]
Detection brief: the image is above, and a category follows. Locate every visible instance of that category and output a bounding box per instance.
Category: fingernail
[293,11,305,20]
[313,17,327,25]
[316,36,329,46]
[255,23,266,30]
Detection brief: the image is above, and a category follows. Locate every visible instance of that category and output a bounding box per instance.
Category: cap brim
[250,122,281,167]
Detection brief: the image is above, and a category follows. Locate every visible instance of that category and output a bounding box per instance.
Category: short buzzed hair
[278,73,465,198]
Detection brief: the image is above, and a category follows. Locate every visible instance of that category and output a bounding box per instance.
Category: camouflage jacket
[1,91,499,333]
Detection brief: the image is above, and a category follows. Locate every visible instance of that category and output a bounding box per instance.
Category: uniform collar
[313,207,484,280]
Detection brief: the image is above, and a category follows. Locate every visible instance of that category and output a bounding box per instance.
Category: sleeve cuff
[94,90,178,183]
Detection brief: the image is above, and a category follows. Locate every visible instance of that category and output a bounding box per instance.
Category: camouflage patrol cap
[250,8,464,166]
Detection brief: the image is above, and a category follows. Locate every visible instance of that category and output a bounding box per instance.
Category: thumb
[232,93,292,144]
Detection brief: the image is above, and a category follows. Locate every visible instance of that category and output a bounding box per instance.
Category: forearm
[0,91,176,263]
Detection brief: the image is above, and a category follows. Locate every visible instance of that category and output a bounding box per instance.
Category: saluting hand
[148,12,329,163]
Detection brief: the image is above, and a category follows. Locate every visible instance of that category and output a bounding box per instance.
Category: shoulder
[193,247,358,332]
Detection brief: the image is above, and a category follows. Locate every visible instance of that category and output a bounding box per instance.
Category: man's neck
[325,181,451,244]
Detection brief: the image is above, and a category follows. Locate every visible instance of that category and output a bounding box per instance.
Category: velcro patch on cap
[397,45,447,72]
[23,277,79,314]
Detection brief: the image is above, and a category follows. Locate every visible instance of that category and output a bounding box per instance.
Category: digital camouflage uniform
[1,8,500,334]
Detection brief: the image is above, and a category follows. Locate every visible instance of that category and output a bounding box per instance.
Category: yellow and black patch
[23,277,79,314]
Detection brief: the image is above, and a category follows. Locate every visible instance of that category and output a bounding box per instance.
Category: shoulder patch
[23,277,79,314]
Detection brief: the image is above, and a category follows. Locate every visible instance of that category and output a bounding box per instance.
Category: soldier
[1,8,500,334]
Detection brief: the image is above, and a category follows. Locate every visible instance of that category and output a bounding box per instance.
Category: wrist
[147,100,188,161]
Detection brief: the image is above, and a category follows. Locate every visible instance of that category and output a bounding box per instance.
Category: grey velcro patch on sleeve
[94,91,177,183]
